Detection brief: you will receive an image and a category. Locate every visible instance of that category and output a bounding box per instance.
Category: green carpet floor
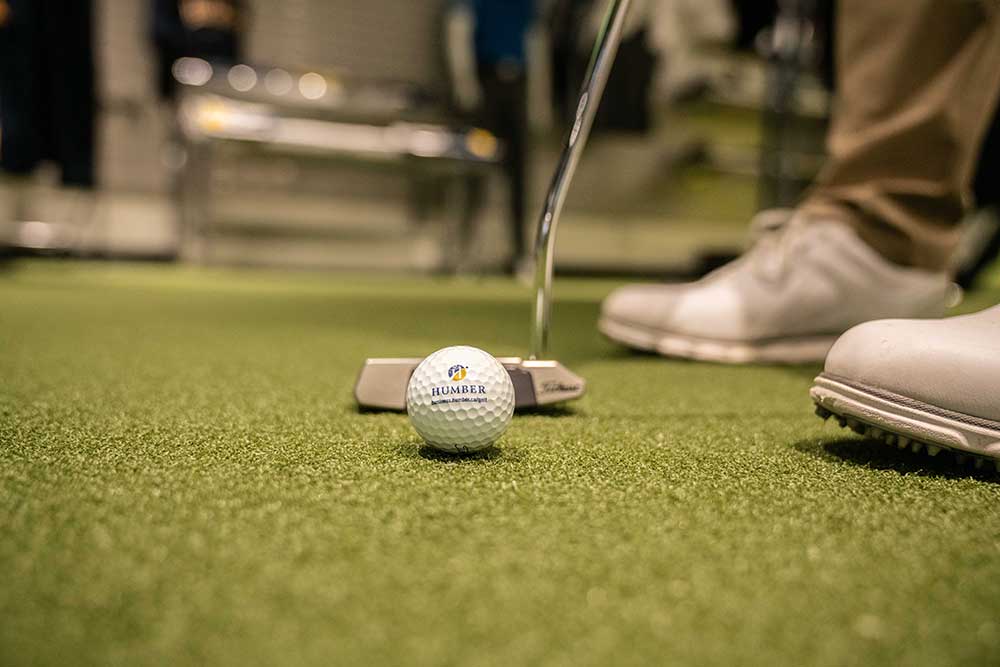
[2,261,999,666]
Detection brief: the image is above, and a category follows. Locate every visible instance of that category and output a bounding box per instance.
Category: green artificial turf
[2,260,999,666]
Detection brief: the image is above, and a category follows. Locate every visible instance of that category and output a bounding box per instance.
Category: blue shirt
[466,0,535,65]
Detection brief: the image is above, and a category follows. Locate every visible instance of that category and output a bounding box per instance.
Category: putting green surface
[2,261,999,666]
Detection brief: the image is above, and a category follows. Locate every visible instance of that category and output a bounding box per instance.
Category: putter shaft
[530,0,633,359]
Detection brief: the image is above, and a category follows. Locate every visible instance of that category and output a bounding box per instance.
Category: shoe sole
[598,315,836,364]
[811,373,1000,470]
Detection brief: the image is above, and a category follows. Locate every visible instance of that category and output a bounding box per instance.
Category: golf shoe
[812,305,1000,469]
[599,215,954,363]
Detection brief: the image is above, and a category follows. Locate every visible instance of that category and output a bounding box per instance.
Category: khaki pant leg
[801,0,1000,270]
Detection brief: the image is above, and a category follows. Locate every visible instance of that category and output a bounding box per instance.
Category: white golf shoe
[599,216,954,363]
[812,305,1000,469]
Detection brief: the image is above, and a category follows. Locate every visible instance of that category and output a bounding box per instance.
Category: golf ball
[406,345,515,452]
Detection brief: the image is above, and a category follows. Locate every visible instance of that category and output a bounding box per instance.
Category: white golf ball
[406,345,515,453]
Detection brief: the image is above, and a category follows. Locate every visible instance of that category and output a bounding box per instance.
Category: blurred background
[0,0,997,284]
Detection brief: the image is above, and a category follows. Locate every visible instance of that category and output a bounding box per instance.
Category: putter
[354,0,632,411]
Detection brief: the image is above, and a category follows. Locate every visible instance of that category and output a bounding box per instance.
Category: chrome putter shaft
[531,0,632,358]
[354,0,631,411]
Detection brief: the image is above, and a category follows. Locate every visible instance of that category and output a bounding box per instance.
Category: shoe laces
[745,208,795,248]
[745,214,814,283]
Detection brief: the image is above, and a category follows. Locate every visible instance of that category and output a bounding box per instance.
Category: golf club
[354,0,632,411]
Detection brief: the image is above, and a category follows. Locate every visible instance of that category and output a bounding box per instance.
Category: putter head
[354,357,585,411]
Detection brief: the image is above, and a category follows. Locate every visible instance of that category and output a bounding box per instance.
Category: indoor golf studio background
[2,0,1000,665]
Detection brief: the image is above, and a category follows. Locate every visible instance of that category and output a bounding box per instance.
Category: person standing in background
[446,0,536,275]
[0,0,97,251]
[0,0,96,189]
[150,0,245,101]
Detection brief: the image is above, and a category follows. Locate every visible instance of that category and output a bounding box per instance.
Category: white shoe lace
[745,207,795,248]
[748,216,811,282]
[707,212,810,284]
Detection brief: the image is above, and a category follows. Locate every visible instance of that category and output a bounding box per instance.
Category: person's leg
[454,64,504,272]
[806,4,1000,468]
[0,0,44,246]
[600,1,1000,364]
[45,0,96,188]
[801,0,1000,271]
[476,62,529,274]
[0,0,44,179]
[497,68,529,269]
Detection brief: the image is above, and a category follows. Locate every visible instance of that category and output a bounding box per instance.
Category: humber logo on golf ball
[431,363,487,400]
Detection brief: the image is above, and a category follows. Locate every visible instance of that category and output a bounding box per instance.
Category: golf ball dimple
[406,346,515,453]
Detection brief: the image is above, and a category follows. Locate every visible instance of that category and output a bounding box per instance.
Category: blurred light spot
[172,57,213,86]
[465,129,498,159]
[161,143,188,170]
[227,64,257,92]
[264,68,293,96]
[299,72,327,100]
[197,99,229,132]
[409,129,450,157]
